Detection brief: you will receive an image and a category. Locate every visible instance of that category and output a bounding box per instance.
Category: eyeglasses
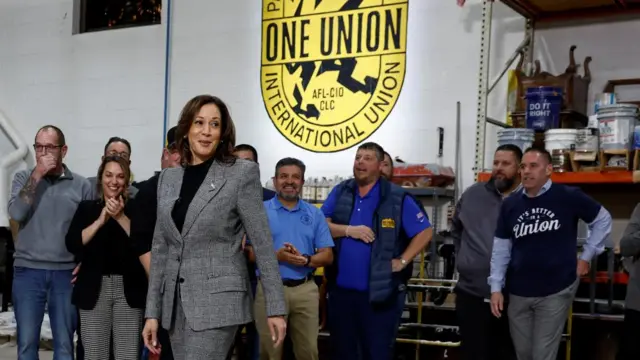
[106,150,130,160]
[33,144,62,153]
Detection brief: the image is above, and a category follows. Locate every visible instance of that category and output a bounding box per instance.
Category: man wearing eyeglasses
[87,137,138,200]
[8,125,93,360]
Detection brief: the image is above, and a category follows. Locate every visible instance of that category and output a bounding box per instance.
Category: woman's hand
[267,316,287,348]
[106,196,125,219]
[97,207,110,227]
[142,318,161,355]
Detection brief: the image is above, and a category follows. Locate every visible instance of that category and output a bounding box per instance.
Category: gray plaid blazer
[145,159,286,331]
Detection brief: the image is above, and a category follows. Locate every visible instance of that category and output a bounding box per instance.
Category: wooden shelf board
[477,171,640,184]
[501,0,640,24]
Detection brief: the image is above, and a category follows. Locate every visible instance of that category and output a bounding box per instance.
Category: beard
[491,175,515,192]
[278,189,299,201]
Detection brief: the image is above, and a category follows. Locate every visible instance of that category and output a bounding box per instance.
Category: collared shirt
[521,179,552,198]
[249,197,334,280]
[488,180,612,296]
[321,180,432,291]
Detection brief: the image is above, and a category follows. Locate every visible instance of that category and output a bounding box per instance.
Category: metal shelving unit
[473,2,640,359]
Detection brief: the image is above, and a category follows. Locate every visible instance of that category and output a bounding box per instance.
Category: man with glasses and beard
[246,158,333,360]
[8,125,93,360]
[450,144,521,360]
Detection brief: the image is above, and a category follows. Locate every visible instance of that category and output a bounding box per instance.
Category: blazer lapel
[181,161,226,237]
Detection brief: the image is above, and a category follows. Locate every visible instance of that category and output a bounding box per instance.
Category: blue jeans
[13,266,77,360]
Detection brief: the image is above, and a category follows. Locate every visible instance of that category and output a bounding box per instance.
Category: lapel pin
[211,183,216,190]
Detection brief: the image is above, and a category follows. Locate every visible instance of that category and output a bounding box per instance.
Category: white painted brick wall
[1,0,639,192]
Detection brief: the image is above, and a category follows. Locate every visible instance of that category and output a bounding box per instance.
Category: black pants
[455,289,516,360]
[617,309,640,360]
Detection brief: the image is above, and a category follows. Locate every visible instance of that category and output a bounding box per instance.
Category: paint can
[497,128,535,153]
[574,128,599,152]
[597,103,639,150]
[544,129,578,152]
[524,86,563,130]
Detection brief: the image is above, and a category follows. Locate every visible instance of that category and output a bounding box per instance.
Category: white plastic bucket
[545,129,578,152]
[597,104,638,150]
[497,129,535,153]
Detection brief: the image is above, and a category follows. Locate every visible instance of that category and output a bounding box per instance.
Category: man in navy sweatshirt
[8,125,93,360]
[451,144,521,360]
[489,147,612,360]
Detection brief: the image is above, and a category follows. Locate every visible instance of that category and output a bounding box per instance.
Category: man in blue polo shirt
[250,157,334,360]
[321,142,433,360]
[489,147,612,360]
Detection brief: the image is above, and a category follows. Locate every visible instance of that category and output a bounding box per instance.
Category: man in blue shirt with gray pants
[322,142,433,360]
[249,157,334,360]
[489,147,612,360]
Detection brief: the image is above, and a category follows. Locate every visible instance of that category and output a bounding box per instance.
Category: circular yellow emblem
[261,0,408,153]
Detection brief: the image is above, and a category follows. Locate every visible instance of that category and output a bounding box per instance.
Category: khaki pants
[254,280,319,360]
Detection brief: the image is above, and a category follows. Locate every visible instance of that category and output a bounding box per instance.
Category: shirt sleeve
[488,201,512,293]
[568,187,612,261]
[620,204,640,258]
[313,207,335,249]
[569,187,602,223]
[320,186,340,219]
[401,196,431,239]
[450,195,464,251]
[8,170,31,222]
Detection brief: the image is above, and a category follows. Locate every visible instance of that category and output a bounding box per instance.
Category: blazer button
[176,256,181,262]
[179,277,185,283]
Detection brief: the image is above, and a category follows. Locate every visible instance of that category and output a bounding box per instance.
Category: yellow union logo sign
[261,0,408,153]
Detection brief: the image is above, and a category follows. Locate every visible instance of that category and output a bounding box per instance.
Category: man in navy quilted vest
[321,142,433,360]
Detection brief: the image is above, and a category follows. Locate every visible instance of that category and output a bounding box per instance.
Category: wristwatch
[304,255,311,267]
[399,258,408,267]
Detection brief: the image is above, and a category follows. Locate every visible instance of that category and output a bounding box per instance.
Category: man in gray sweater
[8,125,92,360]
[450,144,521,360]
[617,204,640,359]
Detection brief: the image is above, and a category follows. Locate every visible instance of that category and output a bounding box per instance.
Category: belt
[282,274,313,287]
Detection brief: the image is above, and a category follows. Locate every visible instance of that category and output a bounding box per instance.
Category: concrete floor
[0,343,53,360]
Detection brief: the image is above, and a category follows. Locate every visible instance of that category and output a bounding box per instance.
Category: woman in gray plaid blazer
[142,95,287,359]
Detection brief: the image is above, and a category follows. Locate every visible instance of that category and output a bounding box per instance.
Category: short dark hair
[524,147,552,164]
[495,144,523,163]
[383,151,394,167]
[36,125,66,146]
[234,144,259,163]
[175,95,236,166]
[357,142,385,161]
[275,157,306,178]
[104,137,132,156]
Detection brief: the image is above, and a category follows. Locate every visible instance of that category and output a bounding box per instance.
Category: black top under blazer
[66,200,148,310]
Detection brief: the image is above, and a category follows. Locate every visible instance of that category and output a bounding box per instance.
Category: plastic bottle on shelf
[317,177,330,202]
[313,178,322,203]
[302,178,312,202]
